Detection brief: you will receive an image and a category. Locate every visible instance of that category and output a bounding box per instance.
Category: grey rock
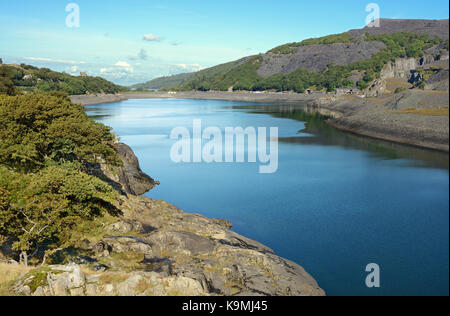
[103,236,153,256]
[93,264,108,272]
[259,41,386,77]
[106,219,144,234]
[146,230,216,256]
[92,241,113,257]
[425,68,449,91]
[89,142,158,196]
[113,143,158,195]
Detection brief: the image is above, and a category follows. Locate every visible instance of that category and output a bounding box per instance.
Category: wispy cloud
[24,57,85,65]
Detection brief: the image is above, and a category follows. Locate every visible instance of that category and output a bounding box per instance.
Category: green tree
[0,165,119,265]
[0,66,18,96]
[0,93,120,172]
[0,93,123,265]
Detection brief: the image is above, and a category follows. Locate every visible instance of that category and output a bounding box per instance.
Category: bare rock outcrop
[10,193,325,296]
[381,58,418,79]
[13,264,206,296]
[92,142,158,196]
[258,42,385,77]
[425,68,450,91]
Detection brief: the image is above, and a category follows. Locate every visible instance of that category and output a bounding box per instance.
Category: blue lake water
[86,98,449,296]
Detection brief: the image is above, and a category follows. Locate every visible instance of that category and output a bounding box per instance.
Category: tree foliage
[0,93,120,172]
[0,66,19,96]
[0,164,119,264]
[0,93,122,264]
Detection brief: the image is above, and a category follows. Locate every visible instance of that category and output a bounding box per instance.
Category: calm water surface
[86,98,449,296]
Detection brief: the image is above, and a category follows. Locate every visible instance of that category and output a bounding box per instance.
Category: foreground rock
[11,194,325,296]
[8,144,325,297]
[90,142,159,195]
[13,264,205,296]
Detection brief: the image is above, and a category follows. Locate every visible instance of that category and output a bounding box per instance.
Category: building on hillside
[80,72,88,77]
[23,74,33,80]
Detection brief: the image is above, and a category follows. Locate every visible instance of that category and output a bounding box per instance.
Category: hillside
[131,72,193,90]
[135,19,449,93]
[0,64,127,96]
[131,57,252,91]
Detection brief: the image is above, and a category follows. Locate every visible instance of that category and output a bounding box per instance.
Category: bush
[0,93,122,265]
[395,87,407,94]
[0,66,19,96]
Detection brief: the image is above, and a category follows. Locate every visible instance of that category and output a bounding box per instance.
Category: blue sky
[1,0,448,85]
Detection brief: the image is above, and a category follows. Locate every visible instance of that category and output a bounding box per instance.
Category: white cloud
[175,63,203,71]
[143,34,163,42]
[115,61,131,67]
[100,64,134,76]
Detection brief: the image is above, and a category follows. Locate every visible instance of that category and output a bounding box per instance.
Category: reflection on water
[86,98,449,296]
[230,104,449,170]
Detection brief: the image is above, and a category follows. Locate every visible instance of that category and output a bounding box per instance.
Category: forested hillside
[0,64,127,96]
[132,57,250,91]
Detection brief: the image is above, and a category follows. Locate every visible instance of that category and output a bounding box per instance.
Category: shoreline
[72,91,449,153]
[4,141,326,296]
[71,91,320,106]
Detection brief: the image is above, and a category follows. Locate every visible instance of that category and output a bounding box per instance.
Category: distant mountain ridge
[133,19,449,92]
[131,57,251,91]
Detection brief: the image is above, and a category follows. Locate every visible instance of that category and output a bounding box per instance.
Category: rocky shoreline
[70,93,129,106]
[4,143,325,297]
[71,91,319,106]
[308,91,449,152]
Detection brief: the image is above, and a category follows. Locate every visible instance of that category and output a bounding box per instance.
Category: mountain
[134,19,449,93]
[0,63,127,96]
[131,57,251,91]
[131,72,193,90]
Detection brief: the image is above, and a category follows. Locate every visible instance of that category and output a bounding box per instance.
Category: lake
[86,98,449,296]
